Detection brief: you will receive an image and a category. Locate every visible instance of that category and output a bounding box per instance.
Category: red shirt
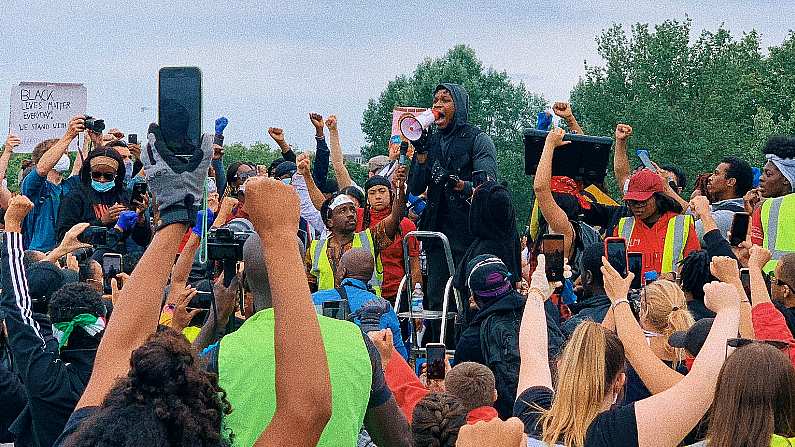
[752,302,795,368]
[357,207,419,299]
[613,211,700,275]
[751,205,764,246]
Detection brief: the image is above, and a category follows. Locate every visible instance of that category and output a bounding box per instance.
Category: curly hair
[764,135,795,160]
[49,282,106,324]
[412,393,467,447]
[63,328,233,447]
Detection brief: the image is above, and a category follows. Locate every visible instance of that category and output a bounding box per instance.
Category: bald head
[339,248,374,282]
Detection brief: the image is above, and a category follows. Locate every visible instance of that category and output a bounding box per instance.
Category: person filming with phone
[56,146,152,257]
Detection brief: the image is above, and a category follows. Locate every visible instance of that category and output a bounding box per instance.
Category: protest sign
[391,106,427,138]
[8,82,87,153]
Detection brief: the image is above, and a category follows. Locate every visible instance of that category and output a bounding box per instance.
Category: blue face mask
[91,180,115,193]
[281,178,292,185]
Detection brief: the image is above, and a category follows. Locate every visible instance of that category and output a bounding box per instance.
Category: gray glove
[144,123,213,228]
[354,298,392,333]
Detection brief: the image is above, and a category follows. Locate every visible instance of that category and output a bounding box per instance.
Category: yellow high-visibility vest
[309,229,383,296]
[618,214,693,273]
[761,194,795,273]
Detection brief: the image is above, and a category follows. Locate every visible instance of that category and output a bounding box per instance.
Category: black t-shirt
[582,203,631,237]
[514,386,639,447]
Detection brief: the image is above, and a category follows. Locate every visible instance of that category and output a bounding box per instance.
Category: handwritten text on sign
[8,83,87,153]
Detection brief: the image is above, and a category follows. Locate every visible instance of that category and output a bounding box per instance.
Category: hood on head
[468,181,516,240]
[435,83,470,129]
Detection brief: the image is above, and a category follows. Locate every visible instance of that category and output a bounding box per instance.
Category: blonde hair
[540,321,625,447]
[642,280,695,364]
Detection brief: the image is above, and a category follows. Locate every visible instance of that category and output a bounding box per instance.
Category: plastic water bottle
[419,249,428,275]
[411,283,425,314]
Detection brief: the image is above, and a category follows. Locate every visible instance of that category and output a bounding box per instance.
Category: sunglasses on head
[91,171,116,181]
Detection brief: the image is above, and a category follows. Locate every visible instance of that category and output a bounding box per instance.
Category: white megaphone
[399,109,441,141]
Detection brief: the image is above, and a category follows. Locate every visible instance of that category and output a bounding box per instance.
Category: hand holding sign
[3,134,21,154]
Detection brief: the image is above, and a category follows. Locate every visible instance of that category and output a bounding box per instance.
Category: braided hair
[412,393,467,447]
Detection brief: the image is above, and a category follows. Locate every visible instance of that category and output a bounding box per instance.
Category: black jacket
[454,292,527,367]
[55,181,152,252]
[1,232,96,447]
[408,83,497,255]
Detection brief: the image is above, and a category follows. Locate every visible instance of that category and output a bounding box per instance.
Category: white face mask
[54,154,71,173]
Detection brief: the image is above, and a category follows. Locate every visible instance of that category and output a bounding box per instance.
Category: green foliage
[361,44,546,222]
[571,20,795,194]
[221,142,282,168]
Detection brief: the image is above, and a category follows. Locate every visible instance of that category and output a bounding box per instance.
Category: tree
[361,45,546,222]
[570,20,795,193]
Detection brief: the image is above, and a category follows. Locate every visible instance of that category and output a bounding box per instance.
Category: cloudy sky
[1,1,792,153]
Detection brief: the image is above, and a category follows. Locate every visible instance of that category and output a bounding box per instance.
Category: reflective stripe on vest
[618,214,692,273]
[762,195,795,273]
[309,230,383,296]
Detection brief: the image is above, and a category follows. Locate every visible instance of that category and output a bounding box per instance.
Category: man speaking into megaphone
[406,83,497,331]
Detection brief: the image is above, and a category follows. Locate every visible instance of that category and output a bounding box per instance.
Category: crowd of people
[0,81,794,447]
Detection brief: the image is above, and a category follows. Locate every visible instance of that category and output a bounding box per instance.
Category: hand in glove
[353,298,392,334]
[144,123,213,229]
[192,208,215,236]
[430,160,450,185]
[115,210,139,232]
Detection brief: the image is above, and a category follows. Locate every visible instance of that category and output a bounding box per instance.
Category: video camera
[206,218,254,261]
[83,115,106,134]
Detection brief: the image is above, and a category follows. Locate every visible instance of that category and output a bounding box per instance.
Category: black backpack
[479,309,522,419]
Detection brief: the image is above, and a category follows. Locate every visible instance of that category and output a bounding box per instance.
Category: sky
[1,0,793,154]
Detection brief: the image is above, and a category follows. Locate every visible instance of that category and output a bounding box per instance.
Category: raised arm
[1,196,56,386]
[532,127,576,258]
[267,127,296,163]
[309,113,332,191]
[552,102,584,135]
[75,124,212,409]
[613,124,633,190]
[634,281,740,447]
[0,134,19,208]
[709,255,754,339]
[601,258,683,395]
[376,166,407,242]
[517,255,554,394]
[36,116,83,176]
[245,177,332,446]
[325,115,354,189]
[296,152,328,212]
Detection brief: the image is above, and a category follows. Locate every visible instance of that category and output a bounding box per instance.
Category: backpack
[479,309,522,419]
[571,220,601,278]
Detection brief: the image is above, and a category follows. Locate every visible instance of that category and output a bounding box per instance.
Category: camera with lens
[83,115,106,134]
[77,226,115,248]
[207,218,254,261]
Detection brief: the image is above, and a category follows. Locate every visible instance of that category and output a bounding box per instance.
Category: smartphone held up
[158,66,202,156]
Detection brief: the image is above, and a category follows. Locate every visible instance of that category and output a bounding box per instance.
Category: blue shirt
[313,278,408,359]
[21,172,76,251]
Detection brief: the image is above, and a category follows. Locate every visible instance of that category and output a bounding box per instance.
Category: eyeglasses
[725,337,791,359]
[91,171,116,181]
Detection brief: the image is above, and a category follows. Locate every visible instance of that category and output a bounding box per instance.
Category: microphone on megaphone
[399,109,440,141]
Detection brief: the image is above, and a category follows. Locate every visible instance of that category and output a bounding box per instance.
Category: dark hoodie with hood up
[407,83,497,258]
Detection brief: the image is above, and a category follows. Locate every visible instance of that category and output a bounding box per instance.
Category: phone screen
[628,252,643,289]
[542,234,565,282]
[158,67,202,155]
[740,268,751,299]
[426,343,446,380]
[128,134,138,145]
[729,212,750,246]
[636,149,657,172]
[131,183,148,206]
[102,254,123,294]
[605,238,628,277]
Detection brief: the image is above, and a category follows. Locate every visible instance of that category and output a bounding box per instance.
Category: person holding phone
[55,147,152,256]
[454,254,561,419]
[693,157,754,241]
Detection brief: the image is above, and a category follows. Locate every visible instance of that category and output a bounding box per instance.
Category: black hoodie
[407,83,497,256]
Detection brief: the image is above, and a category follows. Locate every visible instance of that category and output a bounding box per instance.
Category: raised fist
[615,123,633,141]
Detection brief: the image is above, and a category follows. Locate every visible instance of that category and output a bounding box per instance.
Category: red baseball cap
[624,169,664,202]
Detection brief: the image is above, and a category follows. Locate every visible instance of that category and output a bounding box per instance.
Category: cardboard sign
[391,106,427,138]
[8,82,87,153]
